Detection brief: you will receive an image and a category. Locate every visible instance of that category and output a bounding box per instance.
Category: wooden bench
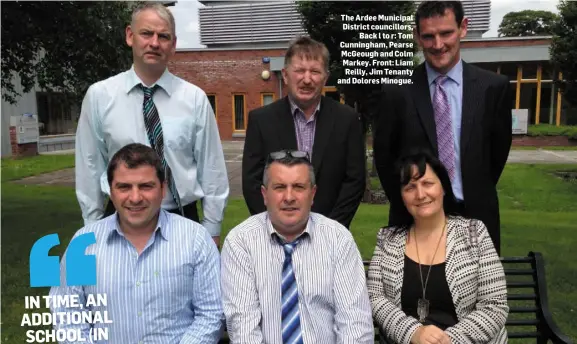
[219,251,572,343]
[367,251,572,343]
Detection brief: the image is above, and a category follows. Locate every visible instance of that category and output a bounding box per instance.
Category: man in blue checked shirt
[49,143,224,344]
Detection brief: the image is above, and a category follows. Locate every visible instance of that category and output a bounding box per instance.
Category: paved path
[507,149,577,164]
[15,141,246,197]
[14,144,577,196]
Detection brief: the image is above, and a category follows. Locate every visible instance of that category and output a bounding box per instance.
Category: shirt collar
[288,96,321,119]
[125,65,174,96]
[106,209,170,242]
[266,212,313,244]
[425,58,463,86]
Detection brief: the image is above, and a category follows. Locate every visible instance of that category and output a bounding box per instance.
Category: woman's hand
[411,325,451,344]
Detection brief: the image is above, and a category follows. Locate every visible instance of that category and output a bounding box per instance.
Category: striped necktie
[432,75,456,182]
[280,238,303,344]
[141,85,183,216]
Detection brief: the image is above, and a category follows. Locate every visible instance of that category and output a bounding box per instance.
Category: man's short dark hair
[107,143,165,186]
[262,152,316,188]
[415,1,465,34]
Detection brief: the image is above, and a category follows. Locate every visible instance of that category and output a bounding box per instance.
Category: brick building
[169,1,574,141]
[169,48,346,140]
[169,49,285,140]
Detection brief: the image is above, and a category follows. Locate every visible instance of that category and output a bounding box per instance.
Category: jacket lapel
[412,64,438,151]
[459,62,480,159]
[391,230,408,306]
[277,97,298,149]
[311,97,335,173]
[444,216,477,320]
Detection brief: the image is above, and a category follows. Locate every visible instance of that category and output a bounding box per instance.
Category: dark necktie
[141,85,183,215]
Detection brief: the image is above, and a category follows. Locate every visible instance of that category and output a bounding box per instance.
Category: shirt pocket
[146,265,194,315]
[161,116,193,152]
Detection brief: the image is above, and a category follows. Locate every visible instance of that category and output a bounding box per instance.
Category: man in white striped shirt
[49,143,224,343]
[221,150,374,344]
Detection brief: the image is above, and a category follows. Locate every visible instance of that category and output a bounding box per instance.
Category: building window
[36,92,74,135]
[207,95,216,117]
[261,93,275,106]
[233,94,245,131]
[500,62,518,82]
[322,86,345,104]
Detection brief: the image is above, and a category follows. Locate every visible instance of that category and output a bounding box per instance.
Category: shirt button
[136,282,141,287]
[137,312,142,317]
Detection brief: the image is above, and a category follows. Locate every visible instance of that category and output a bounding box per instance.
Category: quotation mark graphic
[29,233,97,287]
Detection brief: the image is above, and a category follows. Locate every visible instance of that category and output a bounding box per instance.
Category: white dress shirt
[221,212,374,344]
[75,66,229,236]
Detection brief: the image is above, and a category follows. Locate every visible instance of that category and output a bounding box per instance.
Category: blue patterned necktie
[280,238,303,344]
[141,85,183,215]
[432,75,456,182]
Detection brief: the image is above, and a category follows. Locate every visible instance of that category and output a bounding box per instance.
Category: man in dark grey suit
[374,1,512,254]
[242,36,366,229]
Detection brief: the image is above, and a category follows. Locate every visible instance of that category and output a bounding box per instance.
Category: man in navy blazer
[374,1,512,254]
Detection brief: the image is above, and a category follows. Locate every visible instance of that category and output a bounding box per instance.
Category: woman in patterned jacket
[367,149,508,344]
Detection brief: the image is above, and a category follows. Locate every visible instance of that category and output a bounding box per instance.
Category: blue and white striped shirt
[48,210,224,344]
[221,212,374,344]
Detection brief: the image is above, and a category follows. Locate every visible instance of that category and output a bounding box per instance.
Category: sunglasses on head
[267,150,310,162]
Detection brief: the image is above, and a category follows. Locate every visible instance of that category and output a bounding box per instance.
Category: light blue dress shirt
[48,210,224,344]
[75,66,229,235]
[425,60,464,201]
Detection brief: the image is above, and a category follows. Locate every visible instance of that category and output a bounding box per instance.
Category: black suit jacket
[374,61,512,253]
[242,96,366,228]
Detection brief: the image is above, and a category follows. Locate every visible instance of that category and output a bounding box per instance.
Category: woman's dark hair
[390,148,461,233]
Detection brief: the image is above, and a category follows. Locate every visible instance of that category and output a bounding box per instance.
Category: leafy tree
[1,2,137,105]
[296,1,416,200]
[296,1,416,132]
[498,10,558,37]
[550,0,577,105]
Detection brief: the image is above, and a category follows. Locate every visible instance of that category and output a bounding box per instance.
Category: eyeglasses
[267,150,310,162]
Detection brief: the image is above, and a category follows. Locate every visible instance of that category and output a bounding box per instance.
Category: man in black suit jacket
[374,1,512,254]
[242,36,365,228]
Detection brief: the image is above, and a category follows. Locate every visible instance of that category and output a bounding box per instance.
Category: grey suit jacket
[367,216,508,344]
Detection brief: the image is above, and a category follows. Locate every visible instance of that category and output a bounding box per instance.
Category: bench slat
[508,294,537,301]
[501,257,533,263]
[504,268,535,276]
[509,306,539,313]
[507,319,540,326]
[507,281,536,288]
[509,332,540,338]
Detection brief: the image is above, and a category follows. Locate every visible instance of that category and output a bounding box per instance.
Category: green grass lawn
[528,124,577,139]
[1,155,576,343]
[1,154,75,181]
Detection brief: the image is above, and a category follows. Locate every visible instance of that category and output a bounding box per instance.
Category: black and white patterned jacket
[367,216,508,344]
